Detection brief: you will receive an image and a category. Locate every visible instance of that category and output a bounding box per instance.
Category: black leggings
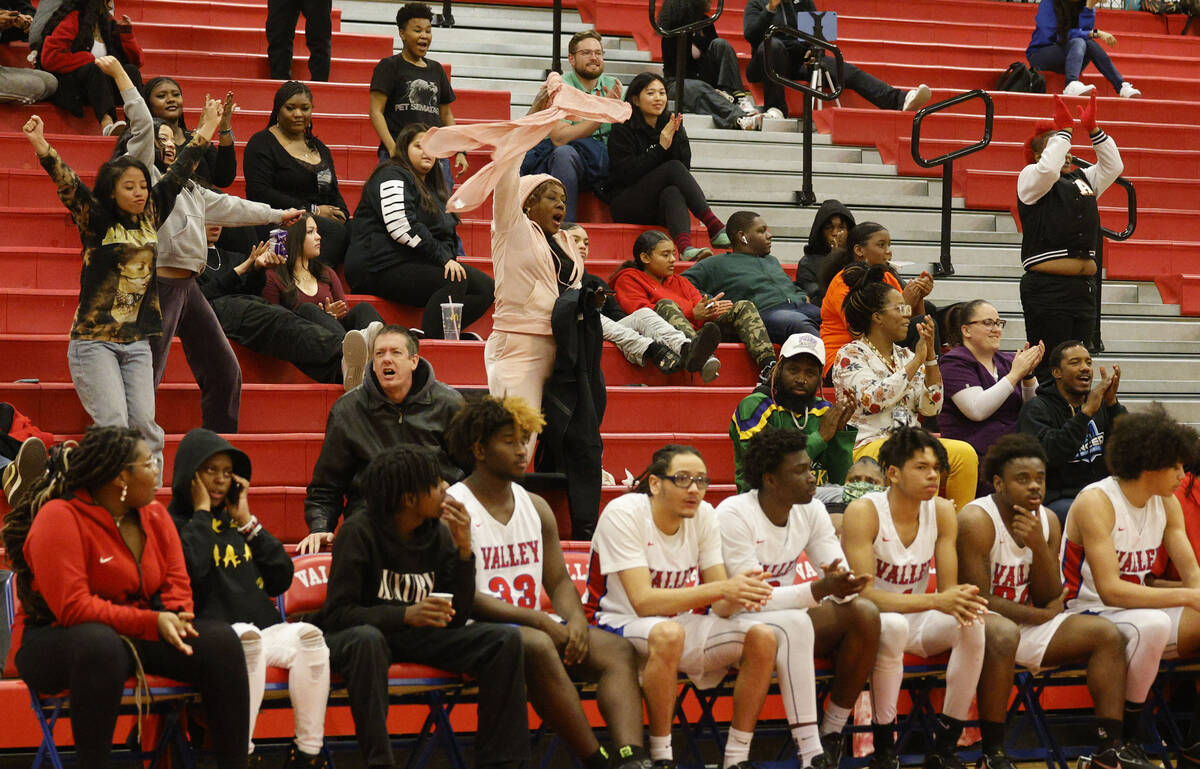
[295,299,384,334]
[16,620,250,769]
[608,159,711,238]
[349,260,494,339]
[52,60,143,124]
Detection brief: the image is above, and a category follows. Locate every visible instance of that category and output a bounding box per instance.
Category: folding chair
[2,573,198,769]
[279,553,468,769]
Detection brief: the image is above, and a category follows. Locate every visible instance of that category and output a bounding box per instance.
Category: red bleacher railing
[762,24,844,207]
[910,89,995,277]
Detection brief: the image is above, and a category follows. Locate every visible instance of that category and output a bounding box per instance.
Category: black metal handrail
[909,89,994,277]
[551,0,563,72]
[762,24,843,206]
[1069,156,1138,352]
[649,0,726,113]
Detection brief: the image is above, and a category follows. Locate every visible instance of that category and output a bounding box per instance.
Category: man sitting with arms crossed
[1061,405,1200,767]
[445,396,649,769]
[718,427,879,769]
[957,434,1152,769]
[842,427,987,769]
[585,444,777,769]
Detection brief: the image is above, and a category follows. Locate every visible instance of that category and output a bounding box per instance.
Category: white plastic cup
[440,302,463,340]
[429,592,454,603]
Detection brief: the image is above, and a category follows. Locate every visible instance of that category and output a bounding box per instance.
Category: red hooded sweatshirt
[611,267,706,328]
[4,493,192,676]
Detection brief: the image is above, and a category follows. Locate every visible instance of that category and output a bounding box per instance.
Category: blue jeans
[66,339,165,465]
[1027,38,1124,92]
[520,137,609,221]
[758,301,822,344]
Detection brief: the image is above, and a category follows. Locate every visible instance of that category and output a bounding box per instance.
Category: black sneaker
[756,358,777,387]
[683,322,722,373]
[868,746,900,769]
[1115,742,1157,769]
[925,748,968,769]
[821,731,845,768]
[613,760,653,769]
[282,745,328,769]
[645,341,683,374]
[651,761,677,769]
[726,762,761,769]
[978,747,1017,769]
[1179,742,1200,769]
[806,753,835,769]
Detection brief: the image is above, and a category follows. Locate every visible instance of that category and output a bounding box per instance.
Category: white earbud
[741,235,748,243]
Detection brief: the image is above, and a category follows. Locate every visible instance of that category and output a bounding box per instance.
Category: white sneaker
[341,329,369,391]
[1063,80,1096,96]
[735,91,759,115]
[763,107,785,120]
[902,84,932,111]
[1119,82,1142,98]
[736,112,762,131]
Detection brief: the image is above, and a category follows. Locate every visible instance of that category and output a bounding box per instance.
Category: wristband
[219,128,233,136]
[924,360,938,367]
[238,515,263,540]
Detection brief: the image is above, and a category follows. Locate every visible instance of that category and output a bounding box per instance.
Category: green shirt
[682,251,811,311]
[562,69,621,144]
[730,392,857,492]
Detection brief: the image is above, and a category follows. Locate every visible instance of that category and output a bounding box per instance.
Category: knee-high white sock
[289,626,331,755]
[943,621,986,720]
[240,629,265,755]
[871,613,908,724]
[723,727,754,768]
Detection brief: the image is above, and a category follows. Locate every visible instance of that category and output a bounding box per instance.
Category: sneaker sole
[342,331,368,391]
[6,436,47,507]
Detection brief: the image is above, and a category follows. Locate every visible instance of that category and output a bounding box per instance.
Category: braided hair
[840,263,896,337]
[268,81,318,151]
[631,444,703,494]
[446,395,545,470]
[1,426,141,625]
[360,445,444,524]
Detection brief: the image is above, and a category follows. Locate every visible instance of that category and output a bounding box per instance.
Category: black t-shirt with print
[370,55,456,139]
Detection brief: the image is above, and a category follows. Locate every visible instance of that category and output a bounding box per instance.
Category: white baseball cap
[778,333,825,366]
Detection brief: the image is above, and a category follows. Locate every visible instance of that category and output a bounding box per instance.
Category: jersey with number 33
[448,481,543,608]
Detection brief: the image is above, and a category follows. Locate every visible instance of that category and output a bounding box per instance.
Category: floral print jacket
[831,339,943,448]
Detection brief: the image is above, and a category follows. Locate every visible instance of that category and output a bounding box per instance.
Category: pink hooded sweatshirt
[422,73,631,336]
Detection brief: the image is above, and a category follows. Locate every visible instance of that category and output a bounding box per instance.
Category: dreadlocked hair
[446,395,545,470]
[840,263,895,337]
[360,445,444,524]
[742,427,809,491]
[1,426,141,625]
[631,444,703,494]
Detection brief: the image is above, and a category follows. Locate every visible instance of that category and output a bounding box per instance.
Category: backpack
[997,62,1047,93]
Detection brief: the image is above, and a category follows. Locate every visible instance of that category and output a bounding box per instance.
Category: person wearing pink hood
[422,74,631,452]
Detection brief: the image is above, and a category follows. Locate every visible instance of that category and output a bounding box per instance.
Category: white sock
[649,735,672,762]
[793,724,822,765]
[723,727,754,768]
[822,701,852,736]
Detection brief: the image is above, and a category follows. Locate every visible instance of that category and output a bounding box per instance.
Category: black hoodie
[1017,380,1128,504]
[170,428,294,628]
[796,199,856,304]
[304,358,465,535]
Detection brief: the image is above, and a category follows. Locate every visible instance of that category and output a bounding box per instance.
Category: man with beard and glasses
[730,333,856,503]
[521,30,622,222]
[1017,340,1125,524]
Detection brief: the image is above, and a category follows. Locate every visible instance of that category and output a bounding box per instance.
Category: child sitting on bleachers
[170,428,331,769]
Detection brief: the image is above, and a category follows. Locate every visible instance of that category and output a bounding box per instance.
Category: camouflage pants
[654,299,775,367]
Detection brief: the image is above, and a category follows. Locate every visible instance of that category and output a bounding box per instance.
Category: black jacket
[304,358,465,534]
[316,512,475,633]
[660,24,719,82]
[582,272,625,322]
[197,245,268,302]
[606,112,691,197]
[345,164,459,279]
[744,0,818,49]
[797,198,856,303]
[535,287,606,539]
[1017,380,1128,503]
[170,429,293,628]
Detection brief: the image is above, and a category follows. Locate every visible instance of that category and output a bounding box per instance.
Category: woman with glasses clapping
[937,300,1044,493]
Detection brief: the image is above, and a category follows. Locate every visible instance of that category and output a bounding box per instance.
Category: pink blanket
[421,72,632,214]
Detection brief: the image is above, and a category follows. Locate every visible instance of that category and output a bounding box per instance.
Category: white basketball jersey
[972,495,1052,606]
[1063,476,1167,612]
[584,493,724,628]
[715,490,841,587]
[866,490,937,594]
[448,482,544,609]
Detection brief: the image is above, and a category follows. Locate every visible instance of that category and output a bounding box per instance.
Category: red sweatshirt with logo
[4,493,193,676]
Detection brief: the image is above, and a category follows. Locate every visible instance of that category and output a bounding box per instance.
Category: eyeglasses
[965,318,1007,329]
[127,456,162,473]
[881,303,911,318]
[573,48,605,58]
[655,472,710,490]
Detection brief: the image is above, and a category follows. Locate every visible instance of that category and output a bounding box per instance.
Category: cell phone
[226,479,242,506]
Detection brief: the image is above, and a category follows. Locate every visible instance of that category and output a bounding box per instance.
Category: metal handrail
[649,0,726,113]
[1069,156,1138,352]
[908,89,994,276]
[762,24,843,206]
